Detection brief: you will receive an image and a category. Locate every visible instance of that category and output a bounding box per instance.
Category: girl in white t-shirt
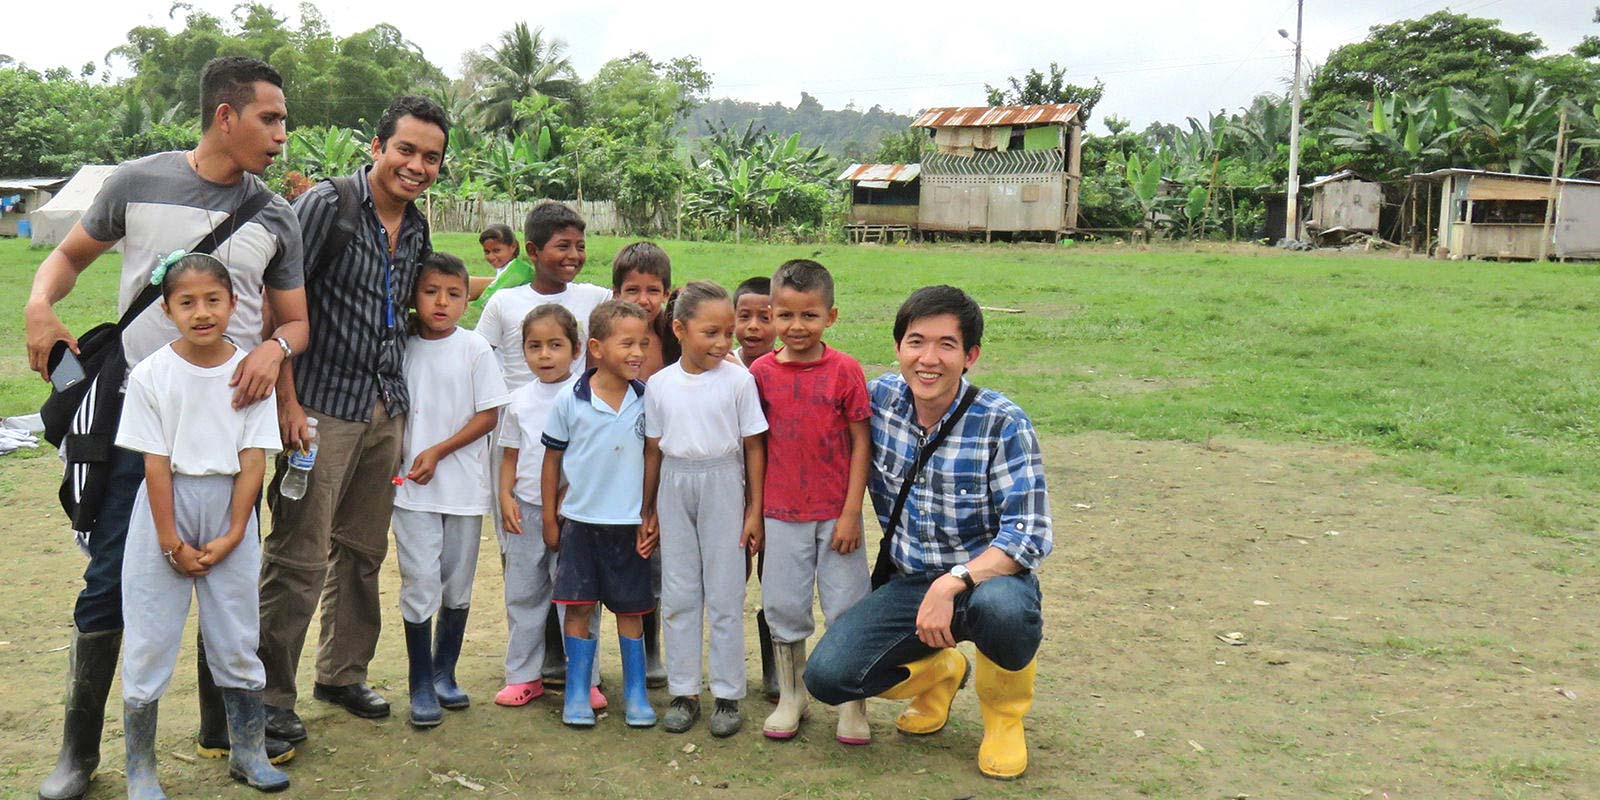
[391,253,510,729]
[493,304,582,707]
[114,252,287,796]
[639,281,769,737]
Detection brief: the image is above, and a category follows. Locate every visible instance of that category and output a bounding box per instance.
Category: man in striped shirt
[806,285,1052,781]
[257,96,448,742]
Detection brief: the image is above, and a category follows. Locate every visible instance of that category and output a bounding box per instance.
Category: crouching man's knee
[965,573,1043,672]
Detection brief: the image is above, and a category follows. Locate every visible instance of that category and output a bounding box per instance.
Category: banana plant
[286,126,367,179]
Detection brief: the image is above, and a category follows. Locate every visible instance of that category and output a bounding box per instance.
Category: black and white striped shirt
[291,166,431,422]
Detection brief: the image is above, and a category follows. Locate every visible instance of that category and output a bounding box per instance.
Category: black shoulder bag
[869,383,982,589]
[40,188,275,538]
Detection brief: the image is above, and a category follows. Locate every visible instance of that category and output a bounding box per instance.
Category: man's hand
[636,513,660,559]
[230,343,284,408]
[278,399,310,451]
[830,515,862,554]
[740,513,764,555]
[24,302,75,380]
[915,575,965,649]
[407,447,442,485]
[502,493,523,535]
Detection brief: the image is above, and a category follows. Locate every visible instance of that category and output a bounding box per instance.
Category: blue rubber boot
[618,633,656,728]
[220,689,291,792]
[562,636,597,727]
[432,606,470,709]
[404,620,443,728]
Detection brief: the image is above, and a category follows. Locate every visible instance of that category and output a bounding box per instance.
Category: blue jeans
[805,571,1043,705]
[74,446,146,633]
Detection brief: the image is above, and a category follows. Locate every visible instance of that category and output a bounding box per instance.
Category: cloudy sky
[6,0,1593,130]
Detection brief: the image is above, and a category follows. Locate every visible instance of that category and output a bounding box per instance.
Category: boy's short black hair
[199,56,282,132]
[733,276,771,304]
[418,251,470,290]
[479,223,517,247]
[892,285,984,350]
[588,299,649,344]
[612,242,671,290]
[376,95,450,155]
[524,201,586,250]
[771,259,834,307]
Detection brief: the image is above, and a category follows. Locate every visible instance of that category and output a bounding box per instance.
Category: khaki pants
[258,402,403,708]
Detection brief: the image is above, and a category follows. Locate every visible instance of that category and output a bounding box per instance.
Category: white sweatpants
[122,474,265,704]
[497,497,601,686]
[391,508,482,624]
[760,517,870,645]
[658,455,748,700]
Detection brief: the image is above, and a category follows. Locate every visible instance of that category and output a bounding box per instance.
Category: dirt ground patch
[3,432,1597,799]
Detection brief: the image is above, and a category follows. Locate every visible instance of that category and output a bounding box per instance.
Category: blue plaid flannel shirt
[868,373,1053,575]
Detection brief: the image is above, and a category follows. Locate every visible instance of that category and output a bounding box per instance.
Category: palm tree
[466,23,578,134]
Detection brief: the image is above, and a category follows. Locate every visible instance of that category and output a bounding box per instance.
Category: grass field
[3,234,1599,799]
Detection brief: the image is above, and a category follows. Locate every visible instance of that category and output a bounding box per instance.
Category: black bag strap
[115,186,275,331]
[310,173,365,281]
[870,383,982,588]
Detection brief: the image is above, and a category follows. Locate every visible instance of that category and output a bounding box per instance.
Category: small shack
[1305,170,1382,239]
[29,165,118,247]
[911,104,1083,238]
[837,163,920,242]
[0,176,68,237]
[1408,168,1600,260]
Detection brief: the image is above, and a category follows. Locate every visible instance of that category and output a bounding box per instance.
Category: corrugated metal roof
[1409,168,1600,187]
[0,176,68,191]
[911,104,1080,128]
[837,163,921,183]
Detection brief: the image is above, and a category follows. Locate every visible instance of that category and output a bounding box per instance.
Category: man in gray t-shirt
[23,57,308,800]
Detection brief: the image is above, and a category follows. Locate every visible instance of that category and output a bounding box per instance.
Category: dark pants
[805,571,1043,706]
[74,446,146,633]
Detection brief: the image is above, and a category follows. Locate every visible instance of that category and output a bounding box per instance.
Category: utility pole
[1281,0,1304,244]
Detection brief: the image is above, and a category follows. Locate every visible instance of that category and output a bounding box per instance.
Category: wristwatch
[949,563,976,591]
[274,336,293,358]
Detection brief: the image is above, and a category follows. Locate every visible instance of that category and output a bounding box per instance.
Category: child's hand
[636,514,659,559]
[542,513,561,551]
[830,516,862,555]
[502,494,523,535]
[740,514,764,555]
[197,533,242,567]
[168,542,210,577]
[406,447,441,485]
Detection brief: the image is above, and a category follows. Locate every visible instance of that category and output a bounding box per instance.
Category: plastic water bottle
[279,418,319,501]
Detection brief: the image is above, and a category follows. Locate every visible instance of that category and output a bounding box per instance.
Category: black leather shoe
[313,682,391,719]
[264,704,307,743]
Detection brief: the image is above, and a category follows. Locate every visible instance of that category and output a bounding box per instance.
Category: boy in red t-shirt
[748,259,873,746]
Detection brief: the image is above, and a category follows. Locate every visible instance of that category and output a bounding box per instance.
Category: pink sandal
[494,681,544,707]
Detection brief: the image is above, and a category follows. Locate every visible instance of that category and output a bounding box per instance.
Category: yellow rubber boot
[974,653,1035,780]
[878,648,970,735]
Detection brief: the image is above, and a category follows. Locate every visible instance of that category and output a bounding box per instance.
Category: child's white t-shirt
[497,373,578,504]
[395,328,511,515]
[116,343,281,476]
[475,282,611,390]
[644,360,768,460]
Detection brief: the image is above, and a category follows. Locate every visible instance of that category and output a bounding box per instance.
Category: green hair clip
[150,250,187,286]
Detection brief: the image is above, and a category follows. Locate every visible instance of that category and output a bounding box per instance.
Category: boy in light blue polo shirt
[540,300,656,729]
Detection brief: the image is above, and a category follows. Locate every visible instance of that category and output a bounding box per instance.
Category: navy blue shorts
[553,519,654,615]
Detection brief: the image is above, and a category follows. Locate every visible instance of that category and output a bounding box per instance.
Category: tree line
[2,5,1598,241]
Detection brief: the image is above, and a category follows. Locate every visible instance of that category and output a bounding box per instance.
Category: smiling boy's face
[529,225,587,289]
[589,315,650,381]
[735,292,775,355]
[615,270,668,321]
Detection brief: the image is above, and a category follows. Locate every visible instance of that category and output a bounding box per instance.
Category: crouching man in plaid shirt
[805,285,1051,780]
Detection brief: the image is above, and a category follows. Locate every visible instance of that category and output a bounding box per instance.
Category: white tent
[30,165,118,247]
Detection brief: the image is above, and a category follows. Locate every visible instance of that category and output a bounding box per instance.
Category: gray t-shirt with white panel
[79,151,305,368]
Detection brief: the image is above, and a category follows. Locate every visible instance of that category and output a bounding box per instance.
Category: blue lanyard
[375,222,396,329]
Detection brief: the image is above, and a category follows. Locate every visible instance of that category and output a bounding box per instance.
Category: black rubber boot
[643,610,667,689]
[540,606,565,685]
[38,626,120,800]
[197,638,296,764]
[123,699,166,800]
[757,609,779,703]
[220,689,290,793]
[404,619,442,728]
[432,606,470,709]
